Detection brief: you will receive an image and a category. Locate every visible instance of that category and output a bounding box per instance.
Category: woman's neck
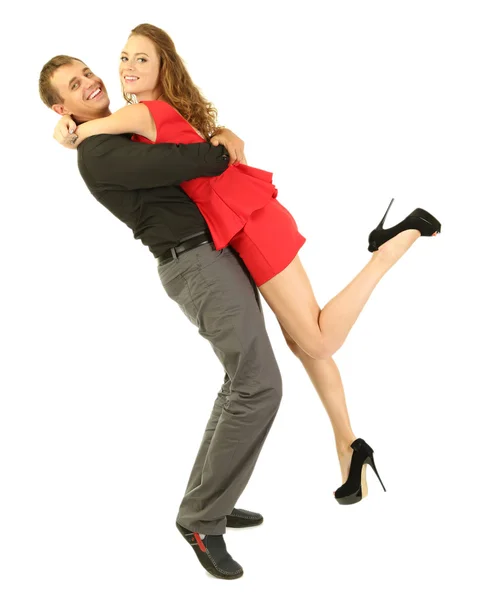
[135,90,164,102]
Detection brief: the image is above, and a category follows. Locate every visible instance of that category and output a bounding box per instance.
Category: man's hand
[53,115,79,149]
[210,128,247,166]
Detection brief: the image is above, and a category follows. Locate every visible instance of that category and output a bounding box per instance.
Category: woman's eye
[121,56,127,62]
[138,58,147,63]
[86,72,93,77]
[72,82,79,90]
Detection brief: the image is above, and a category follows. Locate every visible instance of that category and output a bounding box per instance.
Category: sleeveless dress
[132,100,306,286]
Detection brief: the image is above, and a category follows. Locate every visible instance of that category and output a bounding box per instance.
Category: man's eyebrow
[68,67,91,88]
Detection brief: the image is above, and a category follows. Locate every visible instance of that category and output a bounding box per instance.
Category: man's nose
[84,79,97,95]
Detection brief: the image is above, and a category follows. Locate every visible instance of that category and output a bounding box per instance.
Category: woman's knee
[283,333,301,358]
[285,333,334,360]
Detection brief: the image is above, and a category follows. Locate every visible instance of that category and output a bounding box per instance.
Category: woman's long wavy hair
[124,24,222,140]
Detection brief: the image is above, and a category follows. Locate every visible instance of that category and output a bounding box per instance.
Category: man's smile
[86,87,103,101]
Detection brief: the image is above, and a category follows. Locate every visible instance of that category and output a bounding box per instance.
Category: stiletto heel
[367,453,386,492]
[368,198,441,252]
[376,197,395,229]
[334,438,386,505]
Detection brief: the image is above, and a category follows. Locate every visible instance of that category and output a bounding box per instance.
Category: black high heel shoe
[368,198,441,252]
[334,438,386,505]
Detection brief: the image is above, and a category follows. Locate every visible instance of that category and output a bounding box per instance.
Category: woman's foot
[368,199,441,253]
[334,439,386,505]
[372,228,421,266]
[337,443,368,499]
[337,444,353,484]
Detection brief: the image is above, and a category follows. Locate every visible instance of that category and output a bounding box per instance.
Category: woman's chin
[125,87,146,98]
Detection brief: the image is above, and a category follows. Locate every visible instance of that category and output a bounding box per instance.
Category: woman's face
[120,35,161,100]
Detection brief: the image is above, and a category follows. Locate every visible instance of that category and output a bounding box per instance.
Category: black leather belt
[156,231,213,266]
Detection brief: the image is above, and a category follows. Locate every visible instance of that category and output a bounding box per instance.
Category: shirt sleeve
[78,134,229,191]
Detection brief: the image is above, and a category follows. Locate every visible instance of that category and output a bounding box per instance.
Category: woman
[54,24,441,505]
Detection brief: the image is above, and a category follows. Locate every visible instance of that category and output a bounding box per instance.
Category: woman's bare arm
[73,103,157,146]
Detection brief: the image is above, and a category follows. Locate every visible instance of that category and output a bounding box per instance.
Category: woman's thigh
[259,254,325,359]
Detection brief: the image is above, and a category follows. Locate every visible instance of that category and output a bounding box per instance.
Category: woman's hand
[210,128,247,166]
[53,115,79,149]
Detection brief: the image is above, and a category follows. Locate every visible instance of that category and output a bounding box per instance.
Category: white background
[1,1,477,598]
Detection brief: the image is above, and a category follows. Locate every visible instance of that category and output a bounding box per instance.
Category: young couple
[39,23,441,580]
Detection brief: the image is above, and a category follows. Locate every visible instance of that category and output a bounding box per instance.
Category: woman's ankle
[335,435,356,454]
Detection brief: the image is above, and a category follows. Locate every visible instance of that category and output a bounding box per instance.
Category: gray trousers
[157,242,282,535]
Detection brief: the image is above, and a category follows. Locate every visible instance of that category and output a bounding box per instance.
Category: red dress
[132,100,306,286]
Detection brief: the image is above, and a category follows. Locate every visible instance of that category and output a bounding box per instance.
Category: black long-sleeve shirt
[77,134,229,257]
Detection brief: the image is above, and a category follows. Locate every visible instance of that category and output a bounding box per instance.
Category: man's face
[51,60,110,123]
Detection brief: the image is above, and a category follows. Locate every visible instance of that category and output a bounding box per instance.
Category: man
[39,55,282,580]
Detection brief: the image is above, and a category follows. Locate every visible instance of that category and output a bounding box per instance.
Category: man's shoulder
[78,133,133,159]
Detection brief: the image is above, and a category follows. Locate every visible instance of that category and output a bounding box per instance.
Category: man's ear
[52,104,71,116]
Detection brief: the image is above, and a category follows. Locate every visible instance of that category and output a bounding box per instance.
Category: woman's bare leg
[259,229,421,359]
[279,323,367,494]
[260,230,422,493]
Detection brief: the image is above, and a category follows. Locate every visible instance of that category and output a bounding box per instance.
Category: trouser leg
[158,244,283,534]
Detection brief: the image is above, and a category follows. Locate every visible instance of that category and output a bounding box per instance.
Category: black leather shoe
[226,508,264,528]
[176,522,244,579]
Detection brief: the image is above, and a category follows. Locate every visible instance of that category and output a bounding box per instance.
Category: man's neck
[75,108,112,124]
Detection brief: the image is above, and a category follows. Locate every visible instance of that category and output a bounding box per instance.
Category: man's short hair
[39,55,84,108]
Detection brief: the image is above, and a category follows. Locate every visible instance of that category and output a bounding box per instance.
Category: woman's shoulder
[137,99,174,116]
[139,99,168,108]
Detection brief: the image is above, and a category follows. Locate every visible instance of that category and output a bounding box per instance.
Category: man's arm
[210,128,247,166]
[78,135,229,191]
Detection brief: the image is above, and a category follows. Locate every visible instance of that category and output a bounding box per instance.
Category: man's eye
[86,72,93,77]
